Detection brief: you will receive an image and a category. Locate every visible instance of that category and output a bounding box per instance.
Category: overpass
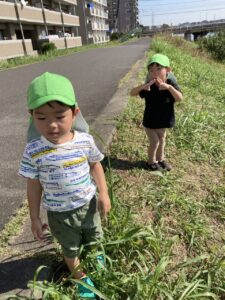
[142,20,225,40]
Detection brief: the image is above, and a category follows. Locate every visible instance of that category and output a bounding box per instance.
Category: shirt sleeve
[167,73,182,92]
[18,145,39,179]
[86,135,104,163]
[139,89,148,99]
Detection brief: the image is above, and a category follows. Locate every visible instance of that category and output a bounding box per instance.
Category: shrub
[197,30,225,62]
[41,42,57,54]
[110,32,123,41]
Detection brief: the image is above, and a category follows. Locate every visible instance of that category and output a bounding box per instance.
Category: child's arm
[165,84,183,102]
[130,80,155,97]
[89,162,111,216]
[27,178,45,240]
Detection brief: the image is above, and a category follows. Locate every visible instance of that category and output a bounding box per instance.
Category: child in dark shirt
[130,54,183,171]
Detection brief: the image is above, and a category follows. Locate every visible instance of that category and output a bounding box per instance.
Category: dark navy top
[139,78,181,129]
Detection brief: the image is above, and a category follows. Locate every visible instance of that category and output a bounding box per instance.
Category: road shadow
[102,156,147,171]
[0,235,55,295]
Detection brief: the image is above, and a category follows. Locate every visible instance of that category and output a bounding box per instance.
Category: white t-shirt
[19,131,104,212]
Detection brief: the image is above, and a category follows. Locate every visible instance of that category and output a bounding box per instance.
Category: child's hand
[143,79,155,91]
[159,82,170,90]
[155,77,170,90]
[142,83,151,91]
[97,192,111,217]
[31,218,48,241]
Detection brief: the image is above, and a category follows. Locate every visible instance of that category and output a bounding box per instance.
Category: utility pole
[82,0,88,44]
[14,0,27,56]
[115,0,120,31]
[59,0,67,48]
[152,10,154,28]
[40,0,48,37]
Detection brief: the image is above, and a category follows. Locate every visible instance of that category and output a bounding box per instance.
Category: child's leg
[144,128,159,164]
[82,196,103,248]
[47,208,86,279]
[64,256,84,279]
[65,255,96,299]
[155,128,166,162]
[48,203,99,299]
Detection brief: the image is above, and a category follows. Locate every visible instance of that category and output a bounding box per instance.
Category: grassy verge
[0,202,29,256]
[2,36,225,299]
[102,35,225,299]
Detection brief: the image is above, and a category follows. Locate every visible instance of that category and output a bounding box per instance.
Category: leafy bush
[197,30,225,62]
[110,32,123,41]
[41,42,57,54]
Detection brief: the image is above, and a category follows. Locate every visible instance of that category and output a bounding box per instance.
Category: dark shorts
[47,197,103,258]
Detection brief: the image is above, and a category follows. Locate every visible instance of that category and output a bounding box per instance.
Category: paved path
[0,37,150,231]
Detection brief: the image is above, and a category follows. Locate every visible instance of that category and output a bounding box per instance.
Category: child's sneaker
[158,160,172,171]
[77,276,97,299]
[146,162,161,171]
[96,254,106,270]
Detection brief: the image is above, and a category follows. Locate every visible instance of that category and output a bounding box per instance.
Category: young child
[18,72,111,299]
[130,53,183,171]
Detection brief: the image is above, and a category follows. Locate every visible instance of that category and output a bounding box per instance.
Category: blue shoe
[77,276,97,299]
[96,254,106,270]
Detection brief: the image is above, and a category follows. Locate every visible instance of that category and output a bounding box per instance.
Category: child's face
[148,63,168,82]
[32,101,78,144]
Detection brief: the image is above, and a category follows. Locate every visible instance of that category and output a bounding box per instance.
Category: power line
[139,0,209,2]
[142,7,225,16]
[140,0,210,7]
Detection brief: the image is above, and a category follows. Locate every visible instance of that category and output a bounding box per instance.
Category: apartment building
[0,0,82,60]
[76,0,109,45]
[108,0,138,33]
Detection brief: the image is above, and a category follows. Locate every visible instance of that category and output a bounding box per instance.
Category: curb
[91,56,147,153]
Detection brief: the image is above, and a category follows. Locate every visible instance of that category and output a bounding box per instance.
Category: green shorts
[47,196,103,258]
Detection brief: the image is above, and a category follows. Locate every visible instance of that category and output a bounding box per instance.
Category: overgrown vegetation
[110,32,124,41]
[110,29,142,42]
[1,36,225,299]
[197,30,225,62]
[41,42,57,54]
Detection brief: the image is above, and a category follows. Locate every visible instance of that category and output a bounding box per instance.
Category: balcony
[93,0,107,7]
[17,5,44,24]
[61,0,77,5]
[90,8,107,18]
[38,36,82,49]
[91,22,109,31]
[0,1,18,21]
[62,13,79,26]
[19,6,79,26]
[0,1,79,27]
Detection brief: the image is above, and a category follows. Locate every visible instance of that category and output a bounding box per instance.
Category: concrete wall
[0,39,35,60]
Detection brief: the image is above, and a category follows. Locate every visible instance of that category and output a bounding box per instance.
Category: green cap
[27,72,89,141]
[27,72,77,109]
[147,53,170,68]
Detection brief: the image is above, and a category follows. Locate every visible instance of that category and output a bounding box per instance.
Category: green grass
[1,36,225,299]
[104,36,225,299]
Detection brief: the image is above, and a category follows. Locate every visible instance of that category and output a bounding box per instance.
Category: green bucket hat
[27,72,89,142]
[147,53,170,68]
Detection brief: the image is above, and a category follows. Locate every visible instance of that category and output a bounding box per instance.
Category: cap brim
[28,95,76,110]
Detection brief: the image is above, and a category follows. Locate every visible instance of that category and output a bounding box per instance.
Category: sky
[138,0,225,27]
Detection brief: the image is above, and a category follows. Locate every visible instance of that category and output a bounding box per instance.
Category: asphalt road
[0,37,150,230]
